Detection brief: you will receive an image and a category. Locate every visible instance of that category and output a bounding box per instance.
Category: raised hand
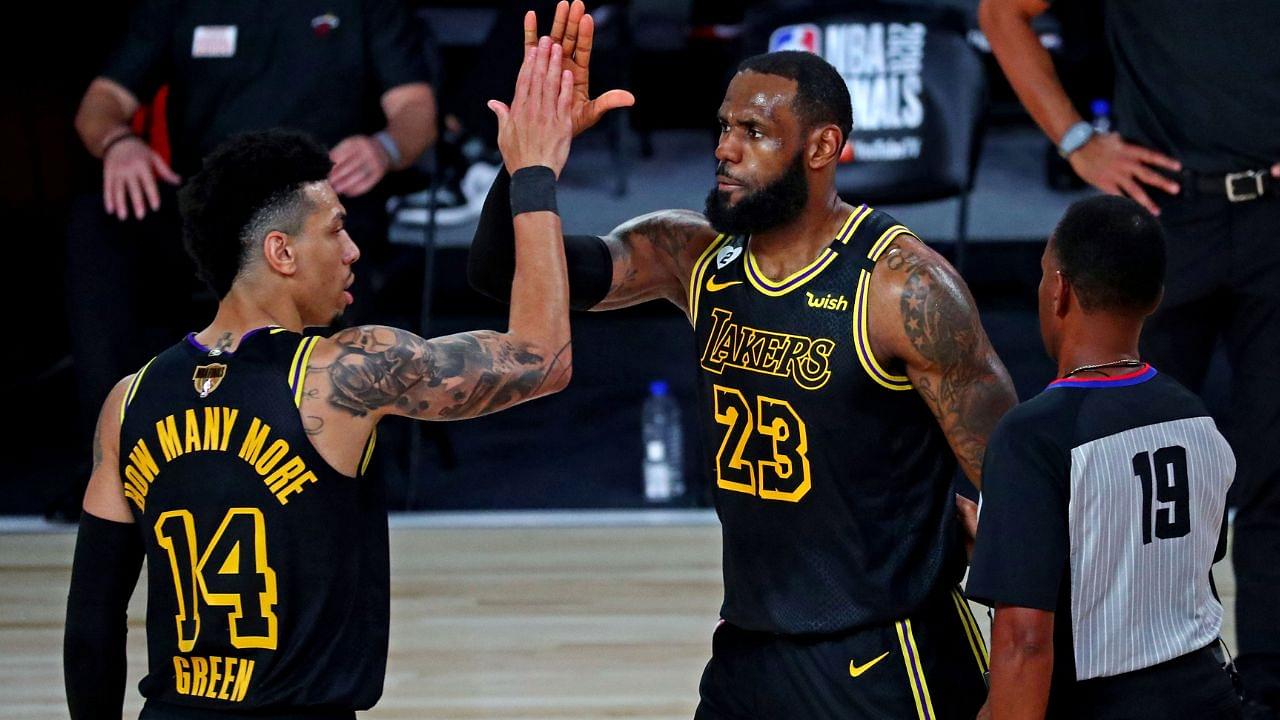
[524,0,634,137]
[488,37,575,177]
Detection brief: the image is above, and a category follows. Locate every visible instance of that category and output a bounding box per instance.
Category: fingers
[594,88,636,113]
[141,168,161,212]
[487,100,510,127]
[126,175,147,220]
[549,0,569,44]
[111,174,127,220]
[543,43,563,110]
[514,41,538,108]
[103,168,115,215]
[1117,177,1160,216]
[151,153,181,185]
[1132,164,1180,196]
[530,36,552,112]
[1130,144,1181,173]
[562,0,585,59]
[574,12,594,71]
[558,68,573,118]
[523,10,537,50]
[1271,162,1280,178]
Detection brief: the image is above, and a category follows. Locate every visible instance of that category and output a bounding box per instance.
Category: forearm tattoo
[602,209,710,307]
[887,241,1016,482]
[322,326,571,420]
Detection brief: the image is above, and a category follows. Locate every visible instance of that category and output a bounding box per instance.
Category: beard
[704,151,809,236]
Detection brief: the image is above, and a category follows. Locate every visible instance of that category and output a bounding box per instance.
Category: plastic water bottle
[642,380,684,502]
[1090,98,1112,134]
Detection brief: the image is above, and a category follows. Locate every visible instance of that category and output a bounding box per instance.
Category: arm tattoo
[91,417,104,472]
[889,241,1016,482]
[604,210,711,304]
[323,326,571,420]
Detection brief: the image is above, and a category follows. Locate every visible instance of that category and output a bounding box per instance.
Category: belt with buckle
[1190,168,1275,202]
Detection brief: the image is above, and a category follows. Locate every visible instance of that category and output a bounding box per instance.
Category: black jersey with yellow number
[117,326,387,713]
[689,205,965,635]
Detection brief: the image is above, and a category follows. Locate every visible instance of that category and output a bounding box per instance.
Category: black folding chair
[743,1,987,271]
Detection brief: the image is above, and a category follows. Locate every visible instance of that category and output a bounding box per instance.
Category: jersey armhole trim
[120,356,159,423]
[851,226,915,391]
[289,337,322,408]
[359,429,378,477]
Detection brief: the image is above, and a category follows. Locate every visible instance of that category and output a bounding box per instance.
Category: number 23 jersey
[118,327,388,711]
[689,206,965,635]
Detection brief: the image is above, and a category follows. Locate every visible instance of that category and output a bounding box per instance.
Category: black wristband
[100,131,138,158]
[509,165,558,217]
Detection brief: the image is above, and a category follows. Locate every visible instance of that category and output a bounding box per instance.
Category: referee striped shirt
[967,365,1234,713]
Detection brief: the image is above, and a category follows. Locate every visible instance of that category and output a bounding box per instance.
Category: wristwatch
[1057,121,1096,158]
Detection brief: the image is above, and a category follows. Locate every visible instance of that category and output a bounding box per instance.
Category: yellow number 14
[154,508,279,652]
[712,385,811,502]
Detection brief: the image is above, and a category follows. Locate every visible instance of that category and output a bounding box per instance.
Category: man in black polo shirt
[968,196,1241,719]
[66,0,436,503]
[979,2,1280,714]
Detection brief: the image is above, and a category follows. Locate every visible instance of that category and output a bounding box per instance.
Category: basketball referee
[62,40,576,719]
[968,196,1241,719]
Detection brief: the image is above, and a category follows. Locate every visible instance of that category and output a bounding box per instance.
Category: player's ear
[808,124,843,170]
[262,230,299,277]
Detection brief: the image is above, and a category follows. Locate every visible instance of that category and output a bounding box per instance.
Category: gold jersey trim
[121,356,159,423]
[688,233,731,325]
[289,337,321,408]
[852,225,916,391]
[359,429,378,476]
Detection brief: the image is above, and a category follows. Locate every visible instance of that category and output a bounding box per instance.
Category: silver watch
[1057,121,1096,158]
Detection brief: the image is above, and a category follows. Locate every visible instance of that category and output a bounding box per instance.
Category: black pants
[65,189,208,450]
[1143,191,1280,699]
[1059,642,1241,720]
[694,588,988,720]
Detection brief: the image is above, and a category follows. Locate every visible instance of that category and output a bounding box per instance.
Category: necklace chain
[1063,358,1143,378]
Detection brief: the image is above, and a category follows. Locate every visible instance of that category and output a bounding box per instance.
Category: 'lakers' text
[122,407,320,511]
[700,308,834,390]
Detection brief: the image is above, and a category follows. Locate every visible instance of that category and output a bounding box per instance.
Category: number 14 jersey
[689,206,965,635]
[118,327,388,712]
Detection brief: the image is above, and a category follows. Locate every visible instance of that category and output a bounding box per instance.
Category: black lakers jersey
[689,205,965,635]
[117,326,388,712]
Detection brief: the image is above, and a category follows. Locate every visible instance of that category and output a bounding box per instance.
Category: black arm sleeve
[64,512,145,720]
[467,168,614,311]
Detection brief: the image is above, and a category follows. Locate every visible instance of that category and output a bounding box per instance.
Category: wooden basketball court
[0,513,1238,719]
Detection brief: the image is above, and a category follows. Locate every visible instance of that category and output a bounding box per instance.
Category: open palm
[522,0,635,137]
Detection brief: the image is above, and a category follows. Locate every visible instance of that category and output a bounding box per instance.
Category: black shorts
[139,699,356,720]
[695,588,988,720]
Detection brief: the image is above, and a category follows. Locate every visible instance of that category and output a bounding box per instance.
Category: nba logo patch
[193,364,227,398]
[769,24,822,55]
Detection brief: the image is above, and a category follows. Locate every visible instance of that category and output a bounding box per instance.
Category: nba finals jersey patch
[193,364,228,398]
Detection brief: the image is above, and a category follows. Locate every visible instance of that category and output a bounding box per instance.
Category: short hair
[1050,195,1166,314]
[178,129,333,298]
[736,51,854,145]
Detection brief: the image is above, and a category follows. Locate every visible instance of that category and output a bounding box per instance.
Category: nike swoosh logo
[849,651,890,678]
[706,276,743,292]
